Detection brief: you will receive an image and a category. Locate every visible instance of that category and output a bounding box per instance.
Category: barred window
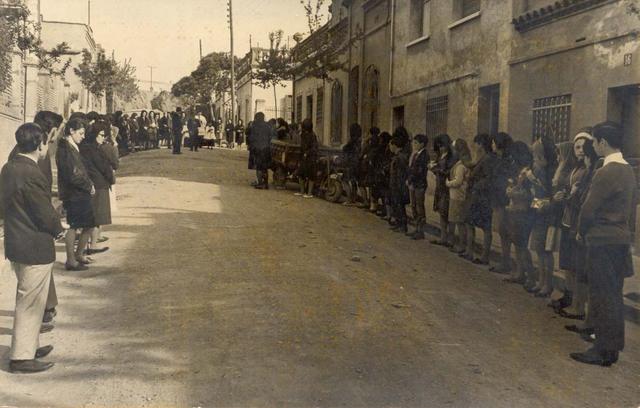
[426,95,448,140]
[331,81,343,145]
[532,94,572,143]
[296,95,303,124]
[316,87,324,129]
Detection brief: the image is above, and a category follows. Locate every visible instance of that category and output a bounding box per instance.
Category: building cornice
[512,0,618,33]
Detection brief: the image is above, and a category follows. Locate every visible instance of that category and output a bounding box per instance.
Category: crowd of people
[249,113,636,368]
[1,109,120,373]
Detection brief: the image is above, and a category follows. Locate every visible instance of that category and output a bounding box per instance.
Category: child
[446,139,471,252]
[408,134,430,240]
[389,128,411,233]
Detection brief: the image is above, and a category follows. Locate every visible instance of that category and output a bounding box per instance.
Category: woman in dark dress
[80,121,115,255]
[138,110,149,150]
[389,127,411,233]
[361,127,380,212]
[56,118,95,271]
[430,134,456,247]
[375,132,393,220]
[296,118,318,198]
[463,133,495,264]
[276,118,289,141]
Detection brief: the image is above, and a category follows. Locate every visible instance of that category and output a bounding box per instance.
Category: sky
[40,0,326,89]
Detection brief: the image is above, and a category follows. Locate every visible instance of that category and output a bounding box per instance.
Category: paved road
[0,148,639,407]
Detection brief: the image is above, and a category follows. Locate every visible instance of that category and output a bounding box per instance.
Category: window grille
[331,81,343,145]
[316,87,324,128]
[426,95,448,140]
[296,95,303,123]
[532,94,572,143]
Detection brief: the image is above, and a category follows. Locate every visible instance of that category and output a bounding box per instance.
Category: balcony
[512,0,616,33]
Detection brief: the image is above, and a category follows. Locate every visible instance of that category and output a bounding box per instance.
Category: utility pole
[88,0,91,26]
[227,0,236,146]
[148,66,156,92]
[199,39,203,60]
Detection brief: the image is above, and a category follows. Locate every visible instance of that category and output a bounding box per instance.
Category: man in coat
[1,123,65,373]
[407,134,429,240]
[250,112,275,189]
[171,108,184,154]
[572,121,637,366]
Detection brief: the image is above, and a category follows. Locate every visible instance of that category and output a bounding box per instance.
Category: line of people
[1,109,119,373]
[302,120,635,367]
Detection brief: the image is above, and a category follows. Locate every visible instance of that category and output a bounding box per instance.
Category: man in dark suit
[572,121,637,367]
[171,108,184,154]
[1,123,65,373]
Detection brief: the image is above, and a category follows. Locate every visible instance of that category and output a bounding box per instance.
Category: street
[0,148,639,408]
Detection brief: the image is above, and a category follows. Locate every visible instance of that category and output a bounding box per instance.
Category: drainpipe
[389,0,396,127]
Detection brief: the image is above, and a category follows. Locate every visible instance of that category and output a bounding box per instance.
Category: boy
[407,134,429,240]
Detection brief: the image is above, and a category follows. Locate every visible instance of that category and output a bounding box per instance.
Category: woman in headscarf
[138,110,149,151]
[342,123,362,206]
[446,139,471,253]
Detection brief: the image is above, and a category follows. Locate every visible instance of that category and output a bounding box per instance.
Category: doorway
[607,85,640,158]
[393,105,405,130]
[478,84,500,136]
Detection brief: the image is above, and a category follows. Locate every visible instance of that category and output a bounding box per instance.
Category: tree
[74,49,139,114]
[253,30,290,118]
[0,1,71,92]
[300,0,326,34]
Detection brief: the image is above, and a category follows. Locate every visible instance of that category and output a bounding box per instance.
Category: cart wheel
[324,177,343,203]
[273,166,287,187]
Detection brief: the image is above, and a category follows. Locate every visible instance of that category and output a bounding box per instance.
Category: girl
[430,134,456,247]
[446,139,471,253]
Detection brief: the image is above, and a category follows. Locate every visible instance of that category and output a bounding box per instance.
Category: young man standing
[1,123,65,373]
[572,121,636,366]
[407,134,429,240]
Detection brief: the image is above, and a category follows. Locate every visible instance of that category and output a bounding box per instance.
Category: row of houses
[0,0,103,166]
[291,0,640,158]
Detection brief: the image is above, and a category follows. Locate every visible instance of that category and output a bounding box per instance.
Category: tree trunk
[273,85,278,118]
[106,88,114,114]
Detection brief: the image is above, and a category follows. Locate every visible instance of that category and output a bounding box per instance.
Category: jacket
[250,120,276,150]
[408,149,429,189]
[80,142,115,190]
[56,138,93,202]
[0,155,63,264]
[578,162,637,246]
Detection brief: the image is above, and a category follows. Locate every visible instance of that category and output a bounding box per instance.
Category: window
[532,94,572,143]
[306,94,313,120]
[478,84,500,136]
[316,86,324,130]
[426,95,448,140]
[363,65,380,131]
[411,0,431,39]
[331,81,343,145]
[296,95,303,123]
[348,66,359,126]
[461,0,480,18]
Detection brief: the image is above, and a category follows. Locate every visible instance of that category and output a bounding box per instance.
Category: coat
[80,142,115,190]
[390,146,410,206]
[467,152,496,229]
[299,129,318,179]
[432,151,456,216]
[0,155,63,265]
[56,138,93,202]
[408,149,429,189]
[250,120,275,170]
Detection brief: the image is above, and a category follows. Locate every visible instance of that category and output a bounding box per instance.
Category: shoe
[526,286,541,294]
[580,332,596,343]
[65,262,89,271]
[472,258,489,265]
[42,308,56,324]
[9,359,54,374]
[558,309,585,320]
[86,247,109,255]
[412,233,425,241]
[294,193,303,196]
[75,256,94,265]
[97,236,109,243]
[40,322,54,334]
[535,291,551,298]
[503,276,526,284]
[430,240,448,246]
[303,195,314,199]
[460,254,474,262]
[449,247,465,254]
[489,265,512,274]
[570,348,618,367]
[35,345,53,359]
[565,325,594,335]
[254,184,267,190]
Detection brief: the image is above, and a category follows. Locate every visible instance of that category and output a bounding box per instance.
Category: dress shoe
[580,332,596,343]
[472,258,489,265]
[40,322,54,333]
[65,262,89,271]
[42,308,57,323]
[76,256,94,265]
[35,345,53,359]
[565,324,593,335]
[9,359,54,374]
[558,309,585,320]
[86,247,109,255]
[489,265,512,274]
[97,236,109,243]
[254,184,267,190]
[570,348,618,367]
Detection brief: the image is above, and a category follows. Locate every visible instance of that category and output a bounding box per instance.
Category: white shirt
[603,151,628,167]
[18,153,38,164]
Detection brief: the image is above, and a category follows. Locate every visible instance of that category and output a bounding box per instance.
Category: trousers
[587,244,631,352]
[46,273,57,310]
[10,262,53,360]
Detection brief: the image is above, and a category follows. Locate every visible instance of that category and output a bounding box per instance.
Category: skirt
[529,215,550,252]
[64,198,96,229]
[506,209,534,248]
[468,194,492,230]
[92,188,112,226]
[109,185,118,213]
[448,198,469,224]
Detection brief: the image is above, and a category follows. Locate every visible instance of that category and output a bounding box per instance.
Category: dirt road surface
[0,148,638,407]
